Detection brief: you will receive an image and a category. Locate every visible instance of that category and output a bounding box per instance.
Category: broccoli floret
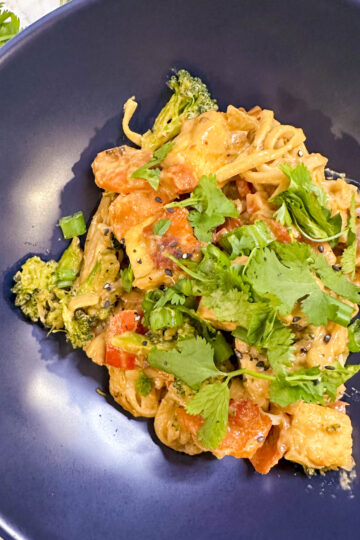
[61,305,94,349]
[12,239,85,336]
[141,69,218,151]
[12,257,66,328]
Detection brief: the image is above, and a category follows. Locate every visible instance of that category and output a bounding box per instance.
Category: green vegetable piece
[136,371,153,397]
[341,195,357,277]
[348,319,360,353]
[131,141,173,190]
[59,211,87,239]
[61,303,93,348]
[120,266,134,293]
[148,337,222,389]
[245,246,353,326]
[142,69,218,151]
[0,3,20,47]
[153,218,171,236]
[211,332,233,363]
[272,163,342,241]
[220,220,274,257]
[56,237,83,288]
[111,331,175,355]
[167,174,238,242]
[186,382,230,449]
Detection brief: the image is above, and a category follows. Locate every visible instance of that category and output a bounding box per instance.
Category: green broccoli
[12,257,67,329]
[61,304,94,349]
[141,69,218,151]
[12,239,84,335]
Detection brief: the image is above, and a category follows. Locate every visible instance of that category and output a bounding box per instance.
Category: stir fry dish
[13,70,360,474]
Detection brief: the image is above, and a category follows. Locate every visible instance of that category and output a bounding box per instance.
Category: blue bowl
[1,1,360,539]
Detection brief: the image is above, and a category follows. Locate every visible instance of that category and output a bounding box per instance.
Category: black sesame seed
[165,268,173,276]
[142,340,148,346]
[134,313,141,321]
[167,208,175,213]
[182,253,189,259]
[104,228,110,236]
[256,360,265,369]
[323,334,332,343]
[298,150,304,157]
[137,259,142,264]
[292,316,301,322]
[103,283,111,290]
[120,238,125,244]
[155,196,162,203]
[169,241,178,247]
[325,365,336,370]
[301,347,308,354]
[332,264,341,271]
[149,277,153,281]
[318,245,324,253]
[235,350,243,359]
[104,300,110,308]
[255,435,265,443]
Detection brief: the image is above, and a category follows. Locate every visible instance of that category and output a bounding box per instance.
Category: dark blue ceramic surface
[1,1,360,538]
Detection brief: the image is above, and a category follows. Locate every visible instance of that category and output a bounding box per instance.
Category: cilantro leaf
[220,220,274,257]
[269,363,360,407]
[120,266,133,293]
[0,4,20,47]
[348,319,360,353]
[341,195,357,277]
[246,246,354,326]
[148,337,222,388]
[131,141,173,189]
[186,382,230,449]
[280,163,328,206]
[273,241,360,303]
[153,218,171,236]
[136,371,152,397]
[167,174,238,242]
[203,288,252,328]
[273,163,342,241]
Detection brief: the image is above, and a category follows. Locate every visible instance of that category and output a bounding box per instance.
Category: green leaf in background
[0,3,20,46]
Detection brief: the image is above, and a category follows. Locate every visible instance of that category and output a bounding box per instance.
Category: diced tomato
[215,400,272,459]
[250,424,288,474]
[266,219,291,243]
[92,146,153,194]
[236,177,252,199]
[105,348,136,369]
[161,164,198,194]
[105,310,144,369]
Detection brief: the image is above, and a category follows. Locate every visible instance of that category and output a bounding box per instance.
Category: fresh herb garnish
[148,337,360,449]
[348,318,360,353]
[153,218,171,236]
[341,195,357,277]
[220,220,274,257]
[136,371,152,397]
[272,163,343,242]
[131,141,173,190]
[120,266,134,293]
[167,174,238,242]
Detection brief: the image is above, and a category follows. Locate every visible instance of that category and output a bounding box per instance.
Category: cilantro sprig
[131,141,173,190]
[166,174,239,242]
[341,194,357,277]
[148,337,360,449]
[273,163,343,242]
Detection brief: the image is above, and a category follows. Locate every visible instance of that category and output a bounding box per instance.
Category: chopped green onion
[59,211,86,239]
[56,268,76,289]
